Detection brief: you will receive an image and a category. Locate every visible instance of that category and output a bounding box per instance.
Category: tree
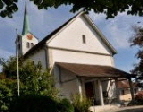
[0,57,58,97]
[0,57,19,78]
[130,26,143,85]
[0,0,18,18]
[0,57,74,112]
[0,78,17,112]
[1,0,143,18]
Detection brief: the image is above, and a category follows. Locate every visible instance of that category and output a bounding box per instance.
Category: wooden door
[85,82,94,98]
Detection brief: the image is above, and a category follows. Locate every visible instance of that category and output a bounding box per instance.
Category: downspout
[44,44,49,69]
[59,66,62,84]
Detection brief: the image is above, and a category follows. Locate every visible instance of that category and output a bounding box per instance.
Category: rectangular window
[26,42,30,48]
[82,35,86,44]
[121,90,125,95]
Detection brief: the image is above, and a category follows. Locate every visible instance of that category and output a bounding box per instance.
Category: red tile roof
[118,80,130,88]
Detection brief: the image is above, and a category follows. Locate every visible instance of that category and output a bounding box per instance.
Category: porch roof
[56,62,135,78]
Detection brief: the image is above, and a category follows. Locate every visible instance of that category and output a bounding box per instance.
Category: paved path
[110,105,143,112]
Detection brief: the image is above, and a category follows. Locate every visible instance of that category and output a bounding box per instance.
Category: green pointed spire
[22,4,30,35]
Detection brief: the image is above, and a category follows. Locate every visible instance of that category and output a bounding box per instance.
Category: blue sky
[0,0,143,72]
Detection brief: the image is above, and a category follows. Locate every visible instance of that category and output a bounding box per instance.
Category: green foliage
[19,60,58,98]
[72,94,92,112]
[31,0,143,18]
[0,56,74,112]
[0,57,58,98]
[130,26,143,78]
[128,91,143,105]
[9,95,74,112]
[58,98,74,112]
[0,0,18,18]
[10,95,58,112]
[1,0,143,18]
[0,78,17,112]
[0,57,19,78]
[135,91,143,104]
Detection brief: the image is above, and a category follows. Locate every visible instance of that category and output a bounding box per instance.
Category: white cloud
[0,47,14,72]
[0,48,14,59]
[89,11,143,50]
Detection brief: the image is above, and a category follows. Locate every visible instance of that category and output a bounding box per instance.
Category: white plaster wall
[29,49,47,69]
[50,49,114,67]
[60,68,77,82]
[48,16,112,55]
[22,34,38,55]
[59,68,79,99]
[60,80,79,99]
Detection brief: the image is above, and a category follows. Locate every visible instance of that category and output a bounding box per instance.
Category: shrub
[0,79,17,112]
[9,95,57,112]
[58,98,74,112]
[135,91,143,103]
[72,94,92,112]
[9,95,74,112]
[0,57,60,112]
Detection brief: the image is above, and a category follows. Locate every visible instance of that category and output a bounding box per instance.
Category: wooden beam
[115,78,120,103]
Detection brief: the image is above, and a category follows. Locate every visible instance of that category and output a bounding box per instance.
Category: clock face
[26,34,33,40]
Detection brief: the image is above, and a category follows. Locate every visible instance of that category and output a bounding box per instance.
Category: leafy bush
[1,57,59,97]
[135,91,143,103]
[0,79,17,112]
[72,94,92,112]
[0,57,59,112]
[58,98,74,112]
[9,95,74,112]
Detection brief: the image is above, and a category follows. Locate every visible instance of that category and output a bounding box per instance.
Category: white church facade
[16,9,135,106]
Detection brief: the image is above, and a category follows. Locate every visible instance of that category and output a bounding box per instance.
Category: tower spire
[22,4,30,35]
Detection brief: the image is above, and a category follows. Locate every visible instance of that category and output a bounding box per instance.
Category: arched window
[31,43,34,47]
[26,42,30,48]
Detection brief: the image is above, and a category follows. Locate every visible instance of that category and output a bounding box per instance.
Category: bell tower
[15,5,38,56]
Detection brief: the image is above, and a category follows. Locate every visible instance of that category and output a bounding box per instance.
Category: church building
[16,8,135,106]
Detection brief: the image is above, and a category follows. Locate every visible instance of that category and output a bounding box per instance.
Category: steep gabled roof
[24,11,117,58]
[83,14,117,54]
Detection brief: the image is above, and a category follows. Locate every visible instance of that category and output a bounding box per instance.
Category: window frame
[26,42,30,48]
[82,35,86,44]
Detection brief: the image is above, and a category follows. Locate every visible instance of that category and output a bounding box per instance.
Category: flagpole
[16,29,20,96]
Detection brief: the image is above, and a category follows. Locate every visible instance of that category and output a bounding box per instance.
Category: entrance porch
[55,62,135,106]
